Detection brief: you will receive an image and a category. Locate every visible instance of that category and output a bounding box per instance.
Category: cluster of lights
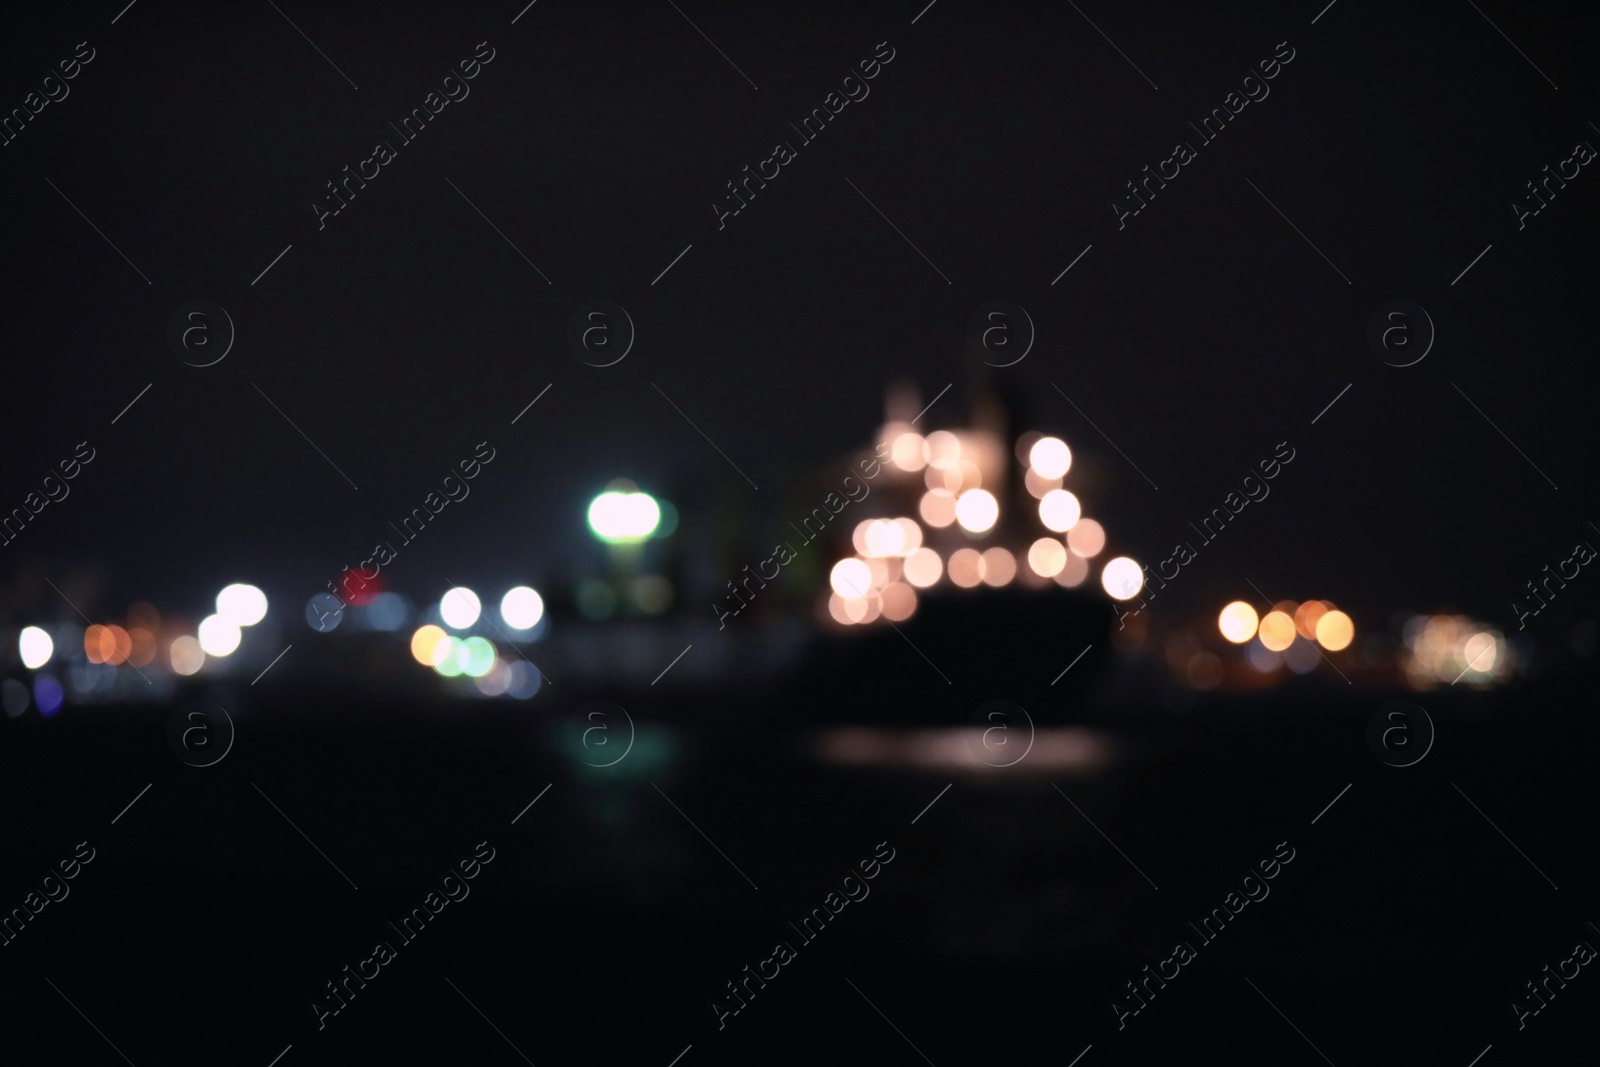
[1215,598,1354,674]
[828,424,1143,625]
[1218,599,1353,651]
[401,584,548,698]
[827,556,920,625]
[1401,613,1510,689]
[184,583,270,672]
[7,586,273,715]
[10,572,557,716]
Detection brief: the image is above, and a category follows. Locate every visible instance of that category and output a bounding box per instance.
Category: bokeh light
[506,660,542,699]
[198,615,243,657]
[1028,437,1072,479]
[633,575,673,614]
[19,626,53,669]
[1257,611,1297,652]
[1038,489,1081,532]
[410,624,447,666]
[500,586,545,630]
[880,582,917,622]
[1460,630,1497,672]
[128,628,157,667]
[1246,640,1283,673]
[1218,601,1260,644]
[924,430,961,470]
[170,635,205,676]
[216,583,268,626]
[461,636,496,678]
[365,592,408,632]
[1293,600,1329,641]
[1314,610,1354,652]
[980,547,1016,587]
[440,587,482,630]
[830,558,873,599]
[1100,557,1143,600]
[919,489,957,528]
[88,624,132,666]
[1024,468,1062,499]
[862,519,904,558]
[954,489,998,534]
[1054,550,1090,588]
[433,636,466,677]
[891,432,926,471]
[1285,639,1321,673]
[305,593,344,632]
[1066,519,1106,558]
[893,518,923,555]
[948,548,985,588]
[827,593,856,625]
[33,675,63,717]
[475,660,513,697]
[1028,538,1067,578]
[587,490,662,542]
[903,547,943,588]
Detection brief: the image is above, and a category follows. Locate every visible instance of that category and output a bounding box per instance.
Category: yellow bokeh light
[1028,537,1067,578]
[410,624,447,666]
[1315,610,1354,652]
[1258,611,1297,652]
[1218,601,1260,644]
[1294,600,1329,640]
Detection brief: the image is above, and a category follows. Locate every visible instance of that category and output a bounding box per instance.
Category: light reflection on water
[812,726,1115,775]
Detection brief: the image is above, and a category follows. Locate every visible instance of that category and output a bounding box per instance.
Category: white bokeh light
[216,583,268,627]
[954,489,999,534]
[440,587,482,629]
[19,626,53,669]
[1028,437,1072,479]
[197,615,243,657]
[587,491,661,542]
[500,586,545,630]
[1038,489,1081,532]
[1100,557,1144,600]
[830,558,873,598]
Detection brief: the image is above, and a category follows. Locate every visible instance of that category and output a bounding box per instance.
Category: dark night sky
[2,0,1595,632]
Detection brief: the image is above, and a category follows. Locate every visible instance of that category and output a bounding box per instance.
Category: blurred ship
[787,361,1129,725]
